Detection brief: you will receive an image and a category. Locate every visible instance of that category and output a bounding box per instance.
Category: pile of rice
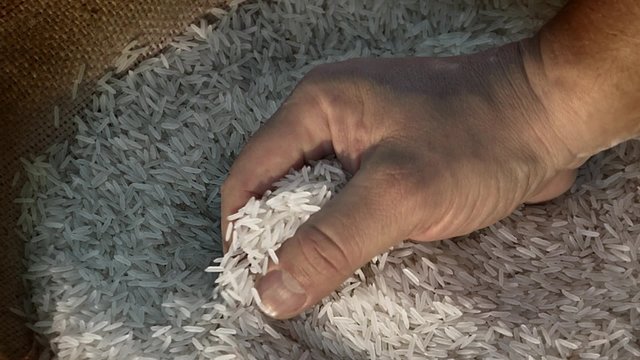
[15,0,640,359]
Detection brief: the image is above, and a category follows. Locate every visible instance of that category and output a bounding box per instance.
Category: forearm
[530,0,640,160]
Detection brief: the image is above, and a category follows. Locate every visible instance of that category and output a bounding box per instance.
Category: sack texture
[0,1,226,358]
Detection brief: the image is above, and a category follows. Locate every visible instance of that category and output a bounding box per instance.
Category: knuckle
[295,223,358,279]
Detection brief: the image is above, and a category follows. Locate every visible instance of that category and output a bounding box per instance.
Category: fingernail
[255,269,307,319]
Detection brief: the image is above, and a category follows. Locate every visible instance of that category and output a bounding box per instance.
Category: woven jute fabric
[0,1,227,358]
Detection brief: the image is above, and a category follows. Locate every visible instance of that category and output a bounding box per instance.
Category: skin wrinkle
[450,62,536,165]
[278,236,329,292]
[314,207,376,272]
[285,96,328,148]
[453,175,479,239]
[387,173,422,229]
[330,202,371,266]
[503,165,527,216]
[361,147,422,238]
[300,224,348,277]
[310,78,366,173]
[517,158,544,202]
[410,161,456,239]
[340,84,369,172]
[326,52,545,170]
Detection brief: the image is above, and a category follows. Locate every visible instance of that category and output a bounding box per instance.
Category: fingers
[254,157,417,319]
[221,94,333,252]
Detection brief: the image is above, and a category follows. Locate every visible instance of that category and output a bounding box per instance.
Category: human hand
[221,39,587,320]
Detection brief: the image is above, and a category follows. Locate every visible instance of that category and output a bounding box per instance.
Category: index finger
[220,94,333,252]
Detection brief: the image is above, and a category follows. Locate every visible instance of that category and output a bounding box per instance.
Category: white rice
[53,105,60,128]
[71,63,86,100]
[16,0,640,359]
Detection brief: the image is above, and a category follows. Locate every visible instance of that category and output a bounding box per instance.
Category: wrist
[524,3,640,163]
[521,36,640,167]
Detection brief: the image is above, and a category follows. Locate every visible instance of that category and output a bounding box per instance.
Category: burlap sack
[0,1,227,358]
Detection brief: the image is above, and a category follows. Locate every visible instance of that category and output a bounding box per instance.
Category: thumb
[254,158,417,319]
